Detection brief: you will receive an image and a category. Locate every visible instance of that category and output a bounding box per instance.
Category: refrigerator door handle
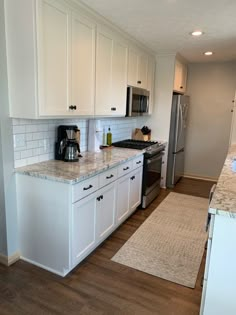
[173,148,184,154]
[177,104,183,146]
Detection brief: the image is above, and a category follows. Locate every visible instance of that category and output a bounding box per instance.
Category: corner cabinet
[6,0,96,118]
[95,25,128,116]
[173,59,188,94]
[128,46,149,89]
[16,154,143,276]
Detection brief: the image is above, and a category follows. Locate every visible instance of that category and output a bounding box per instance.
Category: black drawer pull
[123,167,129,171]
[83,184,93,191]
[180,86,183,89]
[131,176,135,180]
[136,161,141,164]
[106,174,114,179]
[111,107,116,111]
[137,80,141,84]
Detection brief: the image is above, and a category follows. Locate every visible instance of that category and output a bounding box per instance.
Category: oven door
[143,152,163,196]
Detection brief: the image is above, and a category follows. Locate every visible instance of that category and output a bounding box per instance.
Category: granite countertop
[15,147,144,184]
[209,144,236,216]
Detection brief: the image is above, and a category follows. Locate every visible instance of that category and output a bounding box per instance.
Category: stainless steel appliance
[126,86,149,117]
[167,94,189,187]
[55,125,81,162]
[112,139,165,208]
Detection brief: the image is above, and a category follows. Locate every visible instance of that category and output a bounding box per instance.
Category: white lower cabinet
[116,173,130,224]
[116,166,143,224]
[17,154,143,276]
[96,182,116,242]
[72,192,96,267]
[129,168,142,213]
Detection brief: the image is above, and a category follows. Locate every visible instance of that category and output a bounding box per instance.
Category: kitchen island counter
[15,147,144,184]
[209,144,236,216]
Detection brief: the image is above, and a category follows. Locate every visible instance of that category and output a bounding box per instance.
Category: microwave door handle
[141,95,144,113]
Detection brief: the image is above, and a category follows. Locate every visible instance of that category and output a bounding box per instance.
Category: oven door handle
[146,152,164,164]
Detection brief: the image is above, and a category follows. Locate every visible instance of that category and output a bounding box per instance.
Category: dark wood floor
[0,178,214,315]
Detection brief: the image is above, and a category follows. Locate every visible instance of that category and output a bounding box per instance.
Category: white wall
[0,0,18,257]
[185,61,236,180]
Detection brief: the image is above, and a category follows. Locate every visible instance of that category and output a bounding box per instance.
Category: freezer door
[172,148,185,185]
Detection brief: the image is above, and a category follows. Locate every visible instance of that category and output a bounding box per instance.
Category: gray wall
[0,0,18,256]
[185,61,236,180]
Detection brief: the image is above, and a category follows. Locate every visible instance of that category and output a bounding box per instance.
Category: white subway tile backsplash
[12,116,148,168]
[13,125,26,134]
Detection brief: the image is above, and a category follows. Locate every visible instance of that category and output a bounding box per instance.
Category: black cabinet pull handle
[136,161,141,164]
[130,176,135,180]
[69,105,77,110]
[123,167,129,171]
[97,195,103,201]
[180,86,183,89]
[111,107,116,111]
[137,80,141,84]
[106,174,114,179]
[83,184,93,191]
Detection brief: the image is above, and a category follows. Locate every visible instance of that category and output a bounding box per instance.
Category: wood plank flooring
[0,178,214,315]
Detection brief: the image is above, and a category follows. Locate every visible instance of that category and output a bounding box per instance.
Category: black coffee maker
[55,125,81,162]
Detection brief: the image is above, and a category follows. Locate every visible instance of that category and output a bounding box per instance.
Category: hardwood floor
[0,178,214,315]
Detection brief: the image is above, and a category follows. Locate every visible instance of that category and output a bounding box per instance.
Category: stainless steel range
[112,139,165,208]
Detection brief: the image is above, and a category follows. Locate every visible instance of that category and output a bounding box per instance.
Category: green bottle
[107,127,112,146]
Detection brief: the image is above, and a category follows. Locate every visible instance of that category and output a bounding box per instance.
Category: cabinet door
[71,193,96,267]
[147,56,156,115]
[128,48,139,87]
[95,27,113,115]
[38,0,71,116]
[96,183,116,242]
[116,173,130,224]
[138,52,148,89]
[71,13,95,115]
[111,39,128,116]
[174,59,187,94]
[129,167,143,213]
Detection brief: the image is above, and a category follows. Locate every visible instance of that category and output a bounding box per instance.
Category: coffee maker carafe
[55,125,81,162]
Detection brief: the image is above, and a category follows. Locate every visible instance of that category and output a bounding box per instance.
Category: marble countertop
[209,144,236,216]
[15,147,144,184]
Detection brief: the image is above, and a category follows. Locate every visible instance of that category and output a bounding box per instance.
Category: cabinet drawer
[132,155,144,169]
[118,161,133,177]
[99,167,118,188]
[72,176,99,203]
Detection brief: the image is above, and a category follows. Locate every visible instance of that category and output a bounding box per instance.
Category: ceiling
[80,0,236,63]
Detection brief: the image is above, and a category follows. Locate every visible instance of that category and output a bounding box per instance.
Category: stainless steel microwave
[126,86,149,117]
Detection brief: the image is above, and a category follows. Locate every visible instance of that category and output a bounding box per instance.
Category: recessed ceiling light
[204,51,213,56]
[191,31,203,36]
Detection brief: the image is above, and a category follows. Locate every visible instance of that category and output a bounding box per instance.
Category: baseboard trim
[0,251,20,266]
[184,173,217,182]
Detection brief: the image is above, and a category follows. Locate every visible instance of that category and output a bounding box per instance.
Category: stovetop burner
[112,139,159,150]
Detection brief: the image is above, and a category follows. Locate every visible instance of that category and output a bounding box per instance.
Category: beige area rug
[112,192,208,288]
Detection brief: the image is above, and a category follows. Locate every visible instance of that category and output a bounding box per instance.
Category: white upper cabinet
[128,46,148,89]
[147,56,156,114]
[5,0,154,119]
[173,59,188,94]
[71,13,96,116]
[95,25,128,116]
[6,0,96,118]
[38,0,71,116]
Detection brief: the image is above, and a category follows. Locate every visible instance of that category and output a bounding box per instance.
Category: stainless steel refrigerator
[167,94,189,187]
